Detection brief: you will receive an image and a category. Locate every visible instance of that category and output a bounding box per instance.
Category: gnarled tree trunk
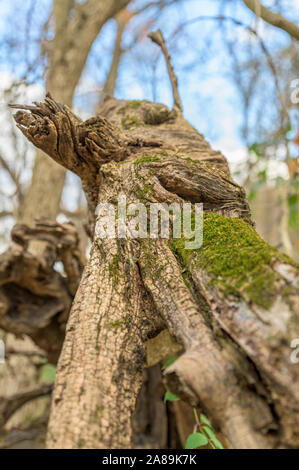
[11,93,299,449]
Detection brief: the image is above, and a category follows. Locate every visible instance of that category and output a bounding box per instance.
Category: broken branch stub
[10,93,129,182]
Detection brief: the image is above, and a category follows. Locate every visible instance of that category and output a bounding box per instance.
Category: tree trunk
[12,95,299,448]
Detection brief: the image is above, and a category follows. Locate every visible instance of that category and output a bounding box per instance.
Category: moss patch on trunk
[169,212,293,309]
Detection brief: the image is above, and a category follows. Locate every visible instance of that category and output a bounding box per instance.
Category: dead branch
[242,0,299,41]
[148,29,182,113]
[0,385,52,429]
[0,218,84,362]
[10,94,129,181]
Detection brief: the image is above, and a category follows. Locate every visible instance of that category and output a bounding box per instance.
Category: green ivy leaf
[164,391,180,403]
[162,356,178,370]
[211,437,224,449]
[200,413,212,427]
[185,432,208,449]
[202,425,215,439]
[202,426,224,449]
[40,364,56,384]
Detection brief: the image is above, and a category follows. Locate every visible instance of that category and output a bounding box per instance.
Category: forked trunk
[11,95,299,449]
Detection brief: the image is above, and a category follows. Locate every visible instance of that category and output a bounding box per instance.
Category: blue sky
[0,0,297,160]
[76,0,297,166]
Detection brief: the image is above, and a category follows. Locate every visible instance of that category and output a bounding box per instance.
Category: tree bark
[12,95,299,448]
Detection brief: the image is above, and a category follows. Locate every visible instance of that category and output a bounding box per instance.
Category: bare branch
[0,211,13,219]
[0,152,22,197]
[242,0,299,41]
[5,348,46,360]
[0,218,84,362]
[0,385,52,429]
[102,10,131,100]
[148,29,183,113]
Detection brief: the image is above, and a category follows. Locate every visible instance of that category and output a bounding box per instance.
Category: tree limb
[0,385,52,429]
[242,0,299,41]
[148,29,183,113]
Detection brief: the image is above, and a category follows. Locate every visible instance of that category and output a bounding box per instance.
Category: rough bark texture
[11,95,299,449]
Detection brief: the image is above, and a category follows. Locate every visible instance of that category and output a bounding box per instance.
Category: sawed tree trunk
[11,93,299,449]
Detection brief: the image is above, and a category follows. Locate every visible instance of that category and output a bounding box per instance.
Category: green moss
[169,212,290,309]
[181,156,213,170]
[108,247,121,279]
[121,115,143,129]
[108,254,118,276]
[106,320,123,331]
[135,182,154,201]
[126,100,143,108]
[94,406,103,419]
[134,154,161,166]
[117,100,145,115]
[182,271,191,289]
[133,155,161,201]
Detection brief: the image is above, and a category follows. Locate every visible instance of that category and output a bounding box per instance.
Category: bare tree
[19,0,131,224]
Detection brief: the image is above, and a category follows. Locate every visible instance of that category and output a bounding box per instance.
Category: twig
[148,29,182,113]
[169,15,289,139]
[0,385,52,429]
[5,348,46,360]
